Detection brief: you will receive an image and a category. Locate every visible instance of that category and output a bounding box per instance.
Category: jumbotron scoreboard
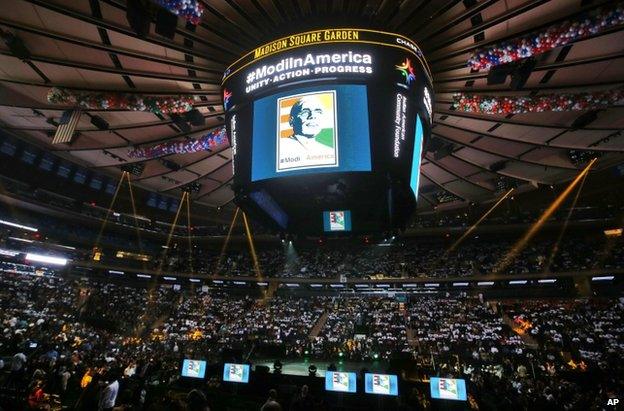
[222,28,433,234]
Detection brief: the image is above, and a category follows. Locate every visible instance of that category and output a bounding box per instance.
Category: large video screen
[323,210,351,232]
[181,359,206,379]
[429,377,467,401]
[364,373,398,396]
[325,371,357,393]
[223,363,250,383]
[252,84,371,182]
[410,115,424,200]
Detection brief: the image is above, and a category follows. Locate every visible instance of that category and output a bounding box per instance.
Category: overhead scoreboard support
[222,28,433,234]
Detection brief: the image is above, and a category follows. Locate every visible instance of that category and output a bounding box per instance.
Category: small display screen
[364,373,398,396]
[181,359,206,379]
[323,210,351,232]
[325,371,357,393]
[223,363,250,383]
[429,377,467,401]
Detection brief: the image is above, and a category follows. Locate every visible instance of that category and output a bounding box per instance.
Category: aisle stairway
[406,328,418,348]
[309,311,329,338]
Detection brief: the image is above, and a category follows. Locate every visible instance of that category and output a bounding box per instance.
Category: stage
[253,358,388,377]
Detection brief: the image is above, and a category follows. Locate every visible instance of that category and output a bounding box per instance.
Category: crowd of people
[2,219,623,282]
[0,270,622,409]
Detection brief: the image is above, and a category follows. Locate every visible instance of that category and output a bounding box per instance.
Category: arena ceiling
[0,0,622,215]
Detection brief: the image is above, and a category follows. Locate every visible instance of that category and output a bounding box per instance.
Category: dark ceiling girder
[21,0,234,63]
[160,160,232,193]
[405,1,462,36]
[432,131,578,170]
[0,51,221,85]
[426,0,549,52]
[131,147,230,182]
[102,0,251,52]
[448,152,541,184]
[433,109,624,131]
[3,114,222,133]
[0,78,221,97]
[0,18,223,75]
[423,154,495,192]
[433,121,624,153]
[193,175,233,200]
[419,171,468,202]
[415,0,500,43]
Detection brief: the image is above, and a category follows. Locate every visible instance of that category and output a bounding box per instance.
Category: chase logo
[395,58,416,86]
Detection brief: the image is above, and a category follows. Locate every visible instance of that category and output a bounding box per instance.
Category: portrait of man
[228,364,244,382]
[277,90,338,172]
[186,360,201,377]
[329,211,346,231]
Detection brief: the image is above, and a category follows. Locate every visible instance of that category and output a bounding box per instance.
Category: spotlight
[184,109,205,126]
[510,58,536,91]
[373,353,379,360]
[1,31,31,60]
[90,114,109,130]
[155,7,178,39]
[126,0,151,38]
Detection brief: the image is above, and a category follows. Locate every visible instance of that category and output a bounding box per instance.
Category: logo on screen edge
[395,58,416,86]
[223,89,232,110]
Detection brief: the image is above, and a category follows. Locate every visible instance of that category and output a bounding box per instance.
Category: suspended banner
[128,127,228,159]
[47,88,195,116]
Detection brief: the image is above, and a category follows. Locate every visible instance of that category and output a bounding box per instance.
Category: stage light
[603,228,622,238]
[592,276,614,282]
[9,237,33,243]
[509,280,528,285]
[425,283,439,287]
[477,281,494,286]
[338,352,343,358]
[136,274,151,279]
[373,353,379,360]
[0,249,19,257]
[25,253,67,266]
[108,270,125,275]
[538,279,557,284]
[0,219,38,232]
[189,278,201,283]
[453,282,469,287]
